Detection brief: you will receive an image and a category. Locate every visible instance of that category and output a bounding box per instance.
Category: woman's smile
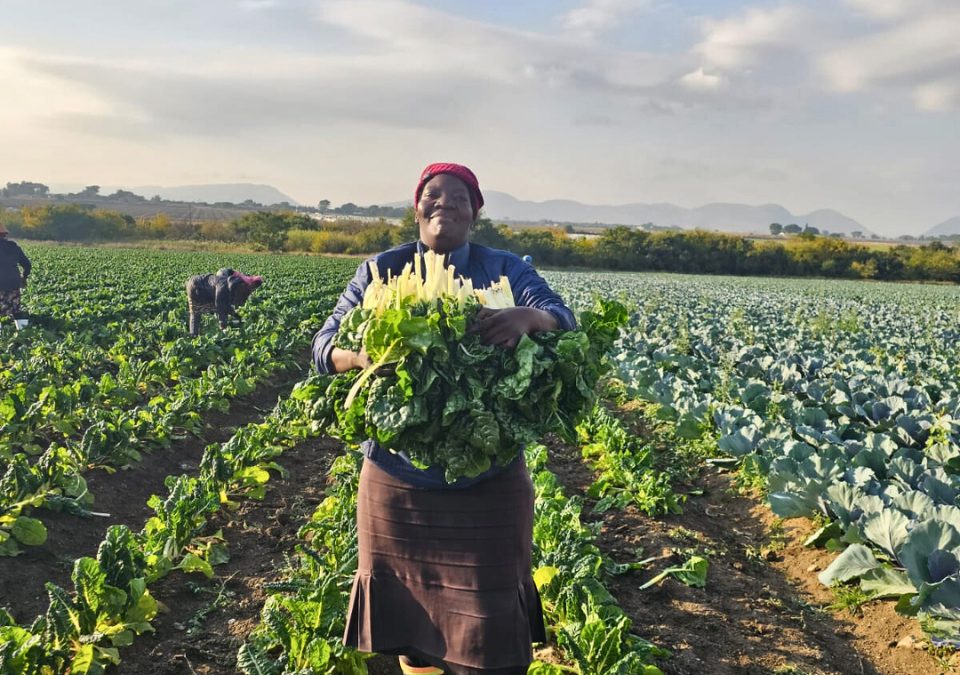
[430,211,460,222]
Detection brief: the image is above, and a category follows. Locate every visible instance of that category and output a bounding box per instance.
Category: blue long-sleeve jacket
[312,240,576,489]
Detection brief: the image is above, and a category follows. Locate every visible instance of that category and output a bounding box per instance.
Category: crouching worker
[0,223,31,321]
[186,268,263,336]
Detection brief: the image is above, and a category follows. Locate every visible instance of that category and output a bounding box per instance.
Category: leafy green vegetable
[638,555,709,590]
[10,516,47,546]
[316,298,628,482]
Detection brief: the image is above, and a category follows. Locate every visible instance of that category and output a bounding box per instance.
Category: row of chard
[1,247,355,555]
[0,379,318,673]
[0,330,304,555]
[1,246,356,458]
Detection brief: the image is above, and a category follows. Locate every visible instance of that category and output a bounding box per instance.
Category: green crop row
[546,270,960,644]
[1,246,357,556]
[0,377,324,673]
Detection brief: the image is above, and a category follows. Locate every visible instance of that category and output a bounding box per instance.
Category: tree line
[2,204,959,283]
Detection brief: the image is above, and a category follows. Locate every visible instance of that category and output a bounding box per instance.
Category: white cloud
[693,6,809,72]
[686,2,960,112]
[312,0,670,90]
[820,7,960,110]
[238,0,282,10]
[672,5,824,109]
[7,0,782,142]
[841,0,944,21]
[0,48,116,124]
[680,67,725,91]
[18,52,481,136]
[560,0,650,39]
[4,0,686,147]
[913,80,960,112]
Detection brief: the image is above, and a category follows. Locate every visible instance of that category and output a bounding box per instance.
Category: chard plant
[311,251,628,482]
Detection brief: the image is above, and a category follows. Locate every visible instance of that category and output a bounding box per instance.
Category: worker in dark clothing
[185,268,263,336]
[0,223,31,320]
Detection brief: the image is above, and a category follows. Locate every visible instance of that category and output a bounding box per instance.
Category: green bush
[284,229,315,252]
[310,231,353,254]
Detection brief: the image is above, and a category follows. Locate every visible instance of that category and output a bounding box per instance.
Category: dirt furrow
[542,434,938,674]
[0,369,305,623]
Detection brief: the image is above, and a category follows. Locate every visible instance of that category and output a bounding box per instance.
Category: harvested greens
[310,252,628,482]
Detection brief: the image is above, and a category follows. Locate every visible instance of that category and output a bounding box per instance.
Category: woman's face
[416,173,475,254]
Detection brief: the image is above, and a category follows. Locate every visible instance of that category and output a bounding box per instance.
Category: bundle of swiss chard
[310,251,628,482]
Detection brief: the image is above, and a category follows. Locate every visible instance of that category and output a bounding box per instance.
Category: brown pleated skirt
[343,457,546,674]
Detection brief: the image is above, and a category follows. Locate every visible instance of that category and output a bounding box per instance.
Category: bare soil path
[545,433,956,675]
[114,435,342,675]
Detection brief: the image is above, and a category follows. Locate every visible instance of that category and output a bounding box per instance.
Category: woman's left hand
[468,307,558,348]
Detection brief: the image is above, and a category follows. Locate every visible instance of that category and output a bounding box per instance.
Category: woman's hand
[331,347,373,373]
[468,307,558,348]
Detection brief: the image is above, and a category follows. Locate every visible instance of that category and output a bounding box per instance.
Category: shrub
[310,231,353,254]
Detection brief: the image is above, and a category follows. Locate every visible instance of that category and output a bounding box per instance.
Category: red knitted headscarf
[414,162,484,218]
[232,272,263,288]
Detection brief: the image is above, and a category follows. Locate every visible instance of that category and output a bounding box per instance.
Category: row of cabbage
[545,270,960,641]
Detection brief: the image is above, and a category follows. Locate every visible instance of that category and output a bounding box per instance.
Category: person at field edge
[312,162,576,675]
[0,223,31,320]
[185,267,263,336]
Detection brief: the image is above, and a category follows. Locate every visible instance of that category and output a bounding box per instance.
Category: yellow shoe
[398,656,444,675]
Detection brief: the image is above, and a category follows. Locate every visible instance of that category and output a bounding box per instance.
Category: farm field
[2,244,960,674]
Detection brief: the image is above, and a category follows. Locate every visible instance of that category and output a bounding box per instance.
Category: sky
[1,0,958,236]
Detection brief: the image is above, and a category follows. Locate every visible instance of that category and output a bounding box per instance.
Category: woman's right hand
[355,349,373,370]
[331,347,373,373]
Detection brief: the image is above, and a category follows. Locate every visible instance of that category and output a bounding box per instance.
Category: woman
[312,163,575,675]
[185,267,263,336]
[0,223,31,320]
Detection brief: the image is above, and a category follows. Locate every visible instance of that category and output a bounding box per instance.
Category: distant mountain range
[924,217,960,237]
[49,182,299,206]
[127,183,298,205]
[386,190,877,235]
[480,191,873,236]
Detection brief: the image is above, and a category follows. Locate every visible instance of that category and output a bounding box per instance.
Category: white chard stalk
[362,251,515,313]
[478,276,515,309]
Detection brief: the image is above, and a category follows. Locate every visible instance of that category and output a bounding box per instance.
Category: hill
[924,216,960,237]
[479,192,873,236]
[390,192,873,236]
[125,183,298,206]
